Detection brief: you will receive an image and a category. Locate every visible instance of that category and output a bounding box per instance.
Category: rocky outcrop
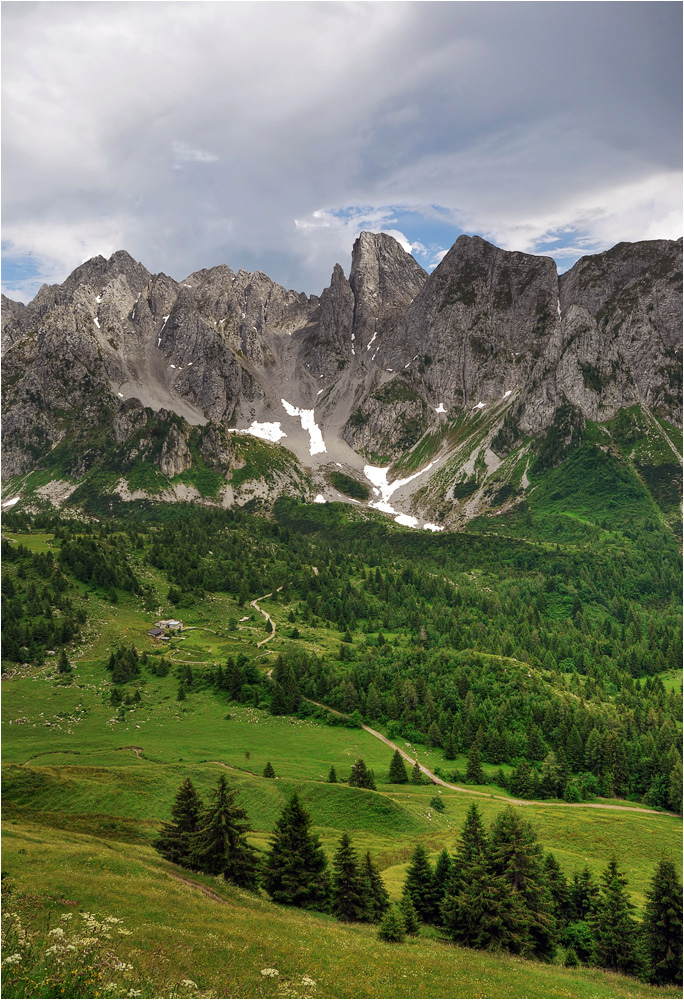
[2,234,681,490]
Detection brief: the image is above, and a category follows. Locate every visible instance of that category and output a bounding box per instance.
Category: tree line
[155,775,682,984]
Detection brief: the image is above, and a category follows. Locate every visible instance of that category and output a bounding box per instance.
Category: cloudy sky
[2,1,681,302]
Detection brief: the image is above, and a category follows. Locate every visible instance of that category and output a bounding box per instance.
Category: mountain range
[2,232,682,529]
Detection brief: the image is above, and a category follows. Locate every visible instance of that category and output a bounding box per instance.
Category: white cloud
[2,3,680,302]
[172,141,218,164]
[381,229,412,254]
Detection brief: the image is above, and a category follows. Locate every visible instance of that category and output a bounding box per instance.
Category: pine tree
[569,866,600,922]
[388,749,409,783]
[362,851,390,922]
[433,847,452,913]
[403,844,438,923]
[489,807,557,961]
[443,731,457,760]
[57,648,72,674]
[544,852,570,930]
[441,802,488,936]
[378,904,406,943]
[452,849,529,953]
[591,858,642,976]
[154,777,203,868]
[189,774,259,889]
[263,761,275,778]
[332,834,367,922]
[643,858,683,985]
[328,765,338,783]
[410,760,423,785]
[263,792,330,910]
[349,758,376,790]
[465,742,485,784]
[400,891,420,934]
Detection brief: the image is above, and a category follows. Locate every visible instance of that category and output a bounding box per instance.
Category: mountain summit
[2,233,681,528]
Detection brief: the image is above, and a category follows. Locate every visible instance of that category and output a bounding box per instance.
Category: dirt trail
[251,591,277,647]
[306,699,677,818]
[167,872,230,905]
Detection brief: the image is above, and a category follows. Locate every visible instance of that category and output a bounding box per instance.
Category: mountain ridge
[2,232,681,529]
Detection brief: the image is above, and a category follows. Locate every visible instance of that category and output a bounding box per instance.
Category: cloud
[172,141,219,164]
[2,2,681,302]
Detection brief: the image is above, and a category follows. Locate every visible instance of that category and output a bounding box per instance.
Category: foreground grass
[3,822,680,1000]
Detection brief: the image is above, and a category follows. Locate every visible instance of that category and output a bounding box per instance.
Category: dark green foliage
[362,851,389,922]
[432,847,451,912]
[562,921,595,964]
[410,760,423,785]
[402,844,438,924]
[154,778,203,868]
[400,892,420,934]
[349,758,376,790]
[263,793,330,911]
[57,648,72,674]
[328,766,338,783]
[106,645,141,685]
[544,853,570,930]
[332,834,367,922]
[489,807,557,961]
[643,858,683,985]
[590,858,642,976]
[388,749,409,784]
[429,796,445,813]
[188,775,258,889]
[534,403,585,473]
[328,471,370,501]
[263,761,275,778]
[564,947,580,968]
[377,905,406,943]
[465,743,485,784]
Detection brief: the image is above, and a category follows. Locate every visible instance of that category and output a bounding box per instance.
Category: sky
[2,1,682,302]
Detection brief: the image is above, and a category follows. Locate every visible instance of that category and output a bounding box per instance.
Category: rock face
[2,233,681,486]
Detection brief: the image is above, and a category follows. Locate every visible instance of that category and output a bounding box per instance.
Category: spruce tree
[57,648,72,674]
[443,731,457,760]
[263,761,275,778]
[643,858,683,985]
[403,844,438,923]
[544,852,570,931]
[591,858,642,976]
[332,834,367,922]
[189,774,258,889]
[465,743,485,784]
[154,777,203,868]
[378,905,406,943]
[453,848,529,953]
[441,802,488,936]
[349,758,376,790]
[569,866,600,922]
[388,749,409,783]
[400,891,420,934]
[433,847,452,913]
[362,851,390,922]
[489,807,557,961]
[328,765,338,783]
[263,792,330,910]
[410,760,423,785]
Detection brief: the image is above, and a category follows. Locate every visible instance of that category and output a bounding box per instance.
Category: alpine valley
[1,233,682,1000]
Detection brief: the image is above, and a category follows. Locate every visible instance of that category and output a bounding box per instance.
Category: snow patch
[170,364,176,369]
[313,494,326,504]
[117,392,124,398]
[182,283,192,288]
[2,496,21,508]
[503,390,512,399]
[395,513,418,527]
[281,399,326,455]
[95,294,102,304]
[93,316,100,328]
[367,331,378,351]
[187,362,193,366]
[435,403,446,413]
[473,402,485,410]
[557,298,562,319]
[228,421,287,444]
[317,389,324,395]
[160,315,170,332]
[423,523,444,532]
[157,338,161,347]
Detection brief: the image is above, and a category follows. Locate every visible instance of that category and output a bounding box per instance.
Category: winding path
[250,590,279,647]
[305,699,678,818]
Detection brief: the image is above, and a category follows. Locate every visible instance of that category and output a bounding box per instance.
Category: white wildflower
[181,979,198,988]
[115,960,134,971]
[59,913,73,921]
[48,926,65,938]
[261,967,279,977]
[2,953,22,966]
[127,991,142,999]
[302,975,316,986]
